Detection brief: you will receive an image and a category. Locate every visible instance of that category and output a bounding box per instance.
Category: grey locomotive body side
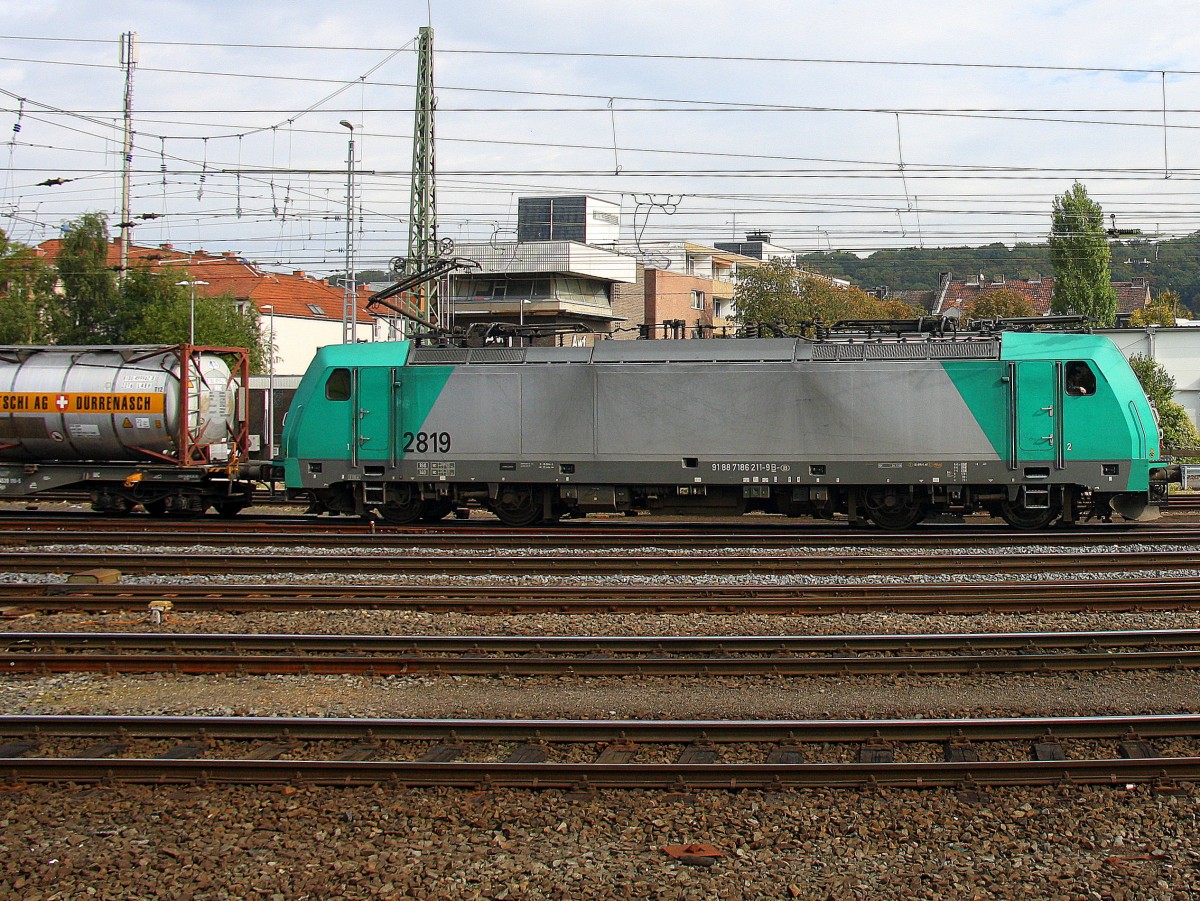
[289,334,1163,528]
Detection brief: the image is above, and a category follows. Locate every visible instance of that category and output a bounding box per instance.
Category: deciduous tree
[733,260,918,330]
[123,266,268,372]
[1128,354,1200,449]
[966,288,1034,320]
[1129,289,1187,327]
[0,230,57,343]
[1049,182,1118,326]
[54,212,140,343]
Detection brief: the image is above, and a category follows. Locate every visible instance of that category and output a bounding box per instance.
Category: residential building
[610,241,757,339]
[930,272,1152,320]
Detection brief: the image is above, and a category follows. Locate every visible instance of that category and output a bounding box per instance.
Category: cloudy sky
[1,0,1199,275]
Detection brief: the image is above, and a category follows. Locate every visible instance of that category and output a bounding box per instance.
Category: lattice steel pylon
[405,26,438,327]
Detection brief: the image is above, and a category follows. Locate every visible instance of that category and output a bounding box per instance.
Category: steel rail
[4,712,1200,743]
[3,524,1200,550]
[6,629,1200,676]
[3,714,1200,788]
[0,548,1198,577]
[5,757,1199,789]
[9,628,1200,652]
[4,577,1200,615]
[6,650,1200,677]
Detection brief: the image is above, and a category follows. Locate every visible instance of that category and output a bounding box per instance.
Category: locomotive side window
[1064,361,1096,396]
[325,368,351,401]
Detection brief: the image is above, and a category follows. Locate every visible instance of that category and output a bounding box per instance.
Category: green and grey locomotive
[281,328,1170,530]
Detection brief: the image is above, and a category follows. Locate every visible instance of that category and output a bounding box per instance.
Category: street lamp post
[262,304,275,460]
[518,297,533,347]
[176,279,209,345]
[339,120,356,344]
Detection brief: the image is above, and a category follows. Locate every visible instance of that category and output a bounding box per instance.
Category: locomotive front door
[1015,361,1058,460]
[351,366,395,465]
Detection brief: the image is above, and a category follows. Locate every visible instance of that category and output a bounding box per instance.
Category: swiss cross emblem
[55,394,69,411]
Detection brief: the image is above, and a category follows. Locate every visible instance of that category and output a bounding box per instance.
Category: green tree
[966,288,1035,320]
[0,230,58,343]
[124,267,268,373]
[1049,182,1118,326]
[733,260,919,330]
[1127,354,1200,449]
[732,259,810,327]
[54,211,142,343]
[1129,289,1186,327]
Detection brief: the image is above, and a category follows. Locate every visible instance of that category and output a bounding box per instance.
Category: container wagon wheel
[998,496,1059,530]
[143,499,168,517]
[492,485,545,527]
[91,494,132,515]
[862,487,925,531]
[214,500,246,518]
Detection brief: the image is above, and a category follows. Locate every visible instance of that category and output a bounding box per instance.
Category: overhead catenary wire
[4,35,1199,267]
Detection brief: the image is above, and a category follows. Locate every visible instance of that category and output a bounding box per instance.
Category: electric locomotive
[281,325,1171,529]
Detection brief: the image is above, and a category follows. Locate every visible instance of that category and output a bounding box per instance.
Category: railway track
[0,547,1197,578]
[6,628,1200,676]
[1,713,1197,789]
[3,575,1199,615]
[3,519,1200,551]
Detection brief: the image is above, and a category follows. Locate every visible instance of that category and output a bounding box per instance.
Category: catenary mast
[405,26,438,328]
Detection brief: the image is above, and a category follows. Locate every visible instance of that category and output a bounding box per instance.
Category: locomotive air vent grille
[929,341,1000,360]
[467,348,526,364]
[811,344,839,360]
[863,343,929,360]
[410,347,470,365]
[811,344,867,361]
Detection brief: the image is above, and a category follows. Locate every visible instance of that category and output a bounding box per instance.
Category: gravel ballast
[3,783,1197,900]
[4,536,1200,899]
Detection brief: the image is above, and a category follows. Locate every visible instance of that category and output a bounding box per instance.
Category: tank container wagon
[0,344,257,515]
[281,325,1173,530]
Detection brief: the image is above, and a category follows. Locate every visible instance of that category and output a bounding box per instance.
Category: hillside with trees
[796,233,1200,313]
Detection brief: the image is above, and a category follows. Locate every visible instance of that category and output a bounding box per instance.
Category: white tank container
[0,346,238,463]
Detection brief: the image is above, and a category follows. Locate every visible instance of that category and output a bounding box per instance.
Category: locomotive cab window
[325,368,351,401]
[1064,361,1096,396]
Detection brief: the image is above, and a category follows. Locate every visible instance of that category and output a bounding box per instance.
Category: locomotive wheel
[378,485,423,524]
[492,485,545,527]
[862,487,925,531]
[999,496,1059,530]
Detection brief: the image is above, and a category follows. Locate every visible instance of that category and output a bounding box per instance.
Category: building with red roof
[36,239,381,374]
[929,272,1151,320]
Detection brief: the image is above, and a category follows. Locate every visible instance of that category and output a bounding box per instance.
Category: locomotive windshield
[1064,361,1096,397]
[325,368,352,401]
